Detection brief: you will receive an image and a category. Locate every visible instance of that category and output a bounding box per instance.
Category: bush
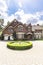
[7,41,33,50]
[1,34,4,40]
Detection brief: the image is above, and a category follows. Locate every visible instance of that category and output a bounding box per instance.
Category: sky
[0,0,43,25]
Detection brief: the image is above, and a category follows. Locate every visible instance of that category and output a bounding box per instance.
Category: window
[8,27,13,33]
[8,29,13,33]
[8,26,13,33]
[18,25,23,31]
[28,27,31,31]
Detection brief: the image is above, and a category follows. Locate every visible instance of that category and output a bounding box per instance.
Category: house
[2,19,32,40]
[32,24,43,39]
[2,19,43,40]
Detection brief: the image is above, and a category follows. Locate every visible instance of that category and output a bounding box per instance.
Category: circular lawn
[7,41,33,50]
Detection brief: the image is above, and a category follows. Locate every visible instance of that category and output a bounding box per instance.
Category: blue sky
[7,0,43,14]
[0,0,43,25]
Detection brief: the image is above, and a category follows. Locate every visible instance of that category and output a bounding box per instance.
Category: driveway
[0,41,43,65]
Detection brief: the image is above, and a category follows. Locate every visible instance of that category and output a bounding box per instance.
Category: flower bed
[7,41,33,50]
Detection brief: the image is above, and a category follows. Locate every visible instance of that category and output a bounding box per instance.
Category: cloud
[15,9,32,23]
[0,0,8,25]
[14,9,43,25]
[0,0,8,12]
[4,14,16,25]
[0,0,43,26]
[0,0,8,18]
[14,9,39,24]
[36,20,43,25]
[18,2,22,8]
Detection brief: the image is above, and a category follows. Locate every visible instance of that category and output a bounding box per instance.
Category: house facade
[32,24,43,39]
[2,19,43,40]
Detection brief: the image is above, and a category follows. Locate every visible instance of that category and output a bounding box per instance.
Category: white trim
[27,32,32,34]
[4,34,13,36]
[16,32,25,34]
[34,33,42,34]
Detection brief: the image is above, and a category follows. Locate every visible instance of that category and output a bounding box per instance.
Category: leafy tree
[7,21,10,25]
[0,19,4,31]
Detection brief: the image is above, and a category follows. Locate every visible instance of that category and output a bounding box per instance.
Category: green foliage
[0,19,4,26]
[0,19,4,31]
[0,26,2,31]
[7,21,10,25]
[7,41,33,50]
[1,34,4,40]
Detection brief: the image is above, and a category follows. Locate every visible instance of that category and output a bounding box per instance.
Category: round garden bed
[7,41,33,50]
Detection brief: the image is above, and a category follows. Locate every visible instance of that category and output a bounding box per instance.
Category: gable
[2,19,19,33]
[2,19,32,34]
[17,25,24,31]
[14,23,27,33]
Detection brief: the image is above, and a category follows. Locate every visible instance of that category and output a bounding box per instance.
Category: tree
[0,19,4,25]
[0,19,4,31]
[0,26,2,31]
[1,33,4,40]
[7,21,10,25]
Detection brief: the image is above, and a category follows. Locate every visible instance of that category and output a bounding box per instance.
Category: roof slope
[2,19,26,33]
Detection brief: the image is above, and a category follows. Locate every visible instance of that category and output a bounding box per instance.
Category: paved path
[0,41,43,65]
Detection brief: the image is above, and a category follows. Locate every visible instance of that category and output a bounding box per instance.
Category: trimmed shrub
[7,41,33,50]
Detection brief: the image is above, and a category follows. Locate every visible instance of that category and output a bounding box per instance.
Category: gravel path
[0,41,43,65]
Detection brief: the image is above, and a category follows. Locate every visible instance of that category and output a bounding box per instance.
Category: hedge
[7,41,33,50]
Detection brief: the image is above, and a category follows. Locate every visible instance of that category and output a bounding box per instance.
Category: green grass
[7,41,33,50]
